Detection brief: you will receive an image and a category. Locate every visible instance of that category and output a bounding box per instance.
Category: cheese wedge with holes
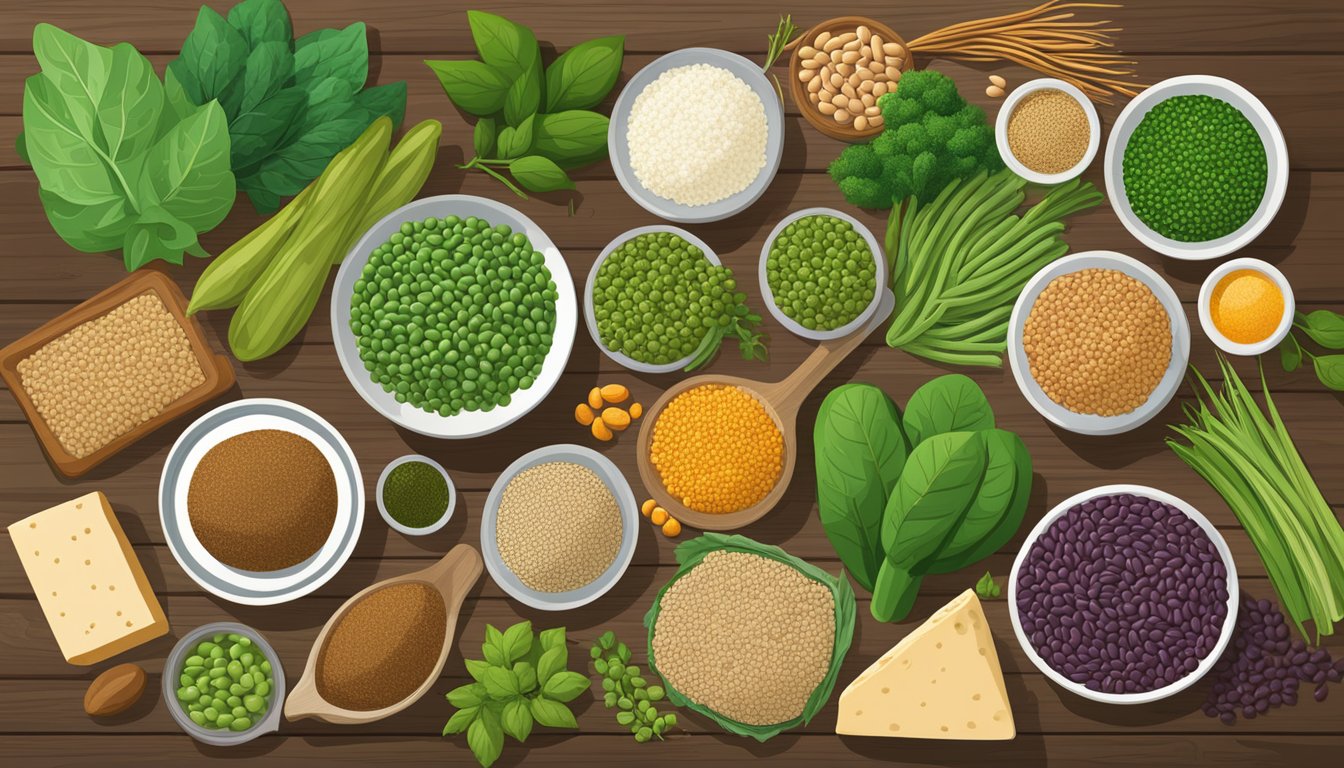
[9,492,167,665]
[836,590,1014,739]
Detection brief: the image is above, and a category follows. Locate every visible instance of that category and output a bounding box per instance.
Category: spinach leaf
[427,60,512,116]
[237,40,294,114]
[1313,355,1344,390]
[228,87,305,169]
[814,383,909,592]
[170,7,248,105]
[544,35,624,112]
[504,55,543,126]
[227,0,291,48]
[509,156,575,192]
[926,428,1032,573]
[531,110,609,168]
[139,100,234,231]
[498,115,535,158]
[293,22,369,92]
[902,373,995,448]
[1280,331,1303,372]
[474,117,497,157]
[467,10,539,80]
[1296,310,1344,349]
[872,431,985,622]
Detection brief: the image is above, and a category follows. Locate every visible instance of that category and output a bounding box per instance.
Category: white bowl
[1198,257,1295,356]
[160,399,364,606]
[1104,75,1288,260]
[1008,251,1190,436]
[608,48,785,223]
[1008,484,1239,705]
[376,454,456,536]
[757,207,888,341]
[480,444,639,611]
[996,78,1101,185]
[583,226,722,373]
[331,195,577,438]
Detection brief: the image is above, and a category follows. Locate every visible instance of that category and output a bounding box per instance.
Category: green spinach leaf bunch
[427,11,622,198]
[443,622,587,767]
[168,0,407,212]
[20,24,235,271]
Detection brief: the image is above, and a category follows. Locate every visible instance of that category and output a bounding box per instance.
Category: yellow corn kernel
[575,403,595,426]
[641,499,657,517]
[651,507,669,526]
[662,517,682,537]
[591,418,613,441]
[600,384,630,404]
[601,407,631,431]
[629,402,643,419]
[587,387,603,410]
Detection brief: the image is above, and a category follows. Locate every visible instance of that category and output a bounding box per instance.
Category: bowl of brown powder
[160,398,364,605]
[996,78,1100,185]
[1007,251,1190,436]
[481,444,639,611]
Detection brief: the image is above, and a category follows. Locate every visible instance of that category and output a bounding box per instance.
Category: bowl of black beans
[1009,485,1238,704]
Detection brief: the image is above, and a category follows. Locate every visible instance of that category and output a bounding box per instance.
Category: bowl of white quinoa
[481,444,640,610]
[609,48,785,223]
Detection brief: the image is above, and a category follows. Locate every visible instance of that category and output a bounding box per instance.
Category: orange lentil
[649,384,783,514]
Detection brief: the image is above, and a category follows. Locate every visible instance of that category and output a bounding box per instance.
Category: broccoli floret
[831,70,1002,210]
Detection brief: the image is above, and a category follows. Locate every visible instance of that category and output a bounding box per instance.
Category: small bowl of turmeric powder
[1198,258,1294,356]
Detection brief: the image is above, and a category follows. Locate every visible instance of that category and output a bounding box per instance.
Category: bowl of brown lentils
[1007,251,1190,436]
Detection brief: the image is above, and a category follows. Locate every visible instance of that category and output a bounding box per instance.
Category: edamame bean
[176,632,273,732]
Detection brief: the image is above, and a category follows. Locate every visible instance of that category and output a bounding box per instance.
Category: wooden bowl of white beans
[788,16,912,142]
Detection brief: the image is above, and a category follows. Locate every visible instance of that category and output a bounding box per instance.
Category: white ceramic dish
[757,207,887,341]
[608,48,785,223]
[1198,258,1295,356]
[1008,251,1190,436]
[583,225,723,373]
[480,444,639,611]
[164,622,286,745]
[331,195,576,438]
[996,78,1101,185]
[376,454,456,536]
[1104,75,1288,260]
[160,398,364,606]
[1009,484,1239,705]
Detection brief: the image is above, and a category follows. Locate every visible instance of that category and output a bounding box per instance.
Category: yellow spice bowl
[1198,257,1294,356]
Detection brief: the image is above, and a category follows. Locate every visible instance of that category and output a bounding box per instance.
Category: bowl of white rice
[609,48,785,224]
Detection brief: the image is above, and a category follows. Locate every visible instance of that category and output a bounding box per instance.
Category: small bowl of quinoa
[480,444,639,611]
[996,78,1100,185]
[1007,251,1190,436]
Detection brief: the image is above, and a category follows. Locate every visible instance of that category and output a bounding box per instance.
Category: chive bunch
[590,631,677,742]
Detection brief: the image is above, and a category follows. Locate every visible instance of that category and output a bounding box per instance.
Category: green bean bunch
[589,631,677,742]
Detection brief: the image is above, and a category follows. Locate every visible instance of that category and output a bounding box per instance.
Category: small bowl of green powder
[377,455,455,535]
[1105,75,1288,261]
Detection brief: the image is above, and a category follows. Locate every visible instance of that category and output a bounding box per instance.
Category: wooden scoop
[284,544,482,724]
[636,289,895,531]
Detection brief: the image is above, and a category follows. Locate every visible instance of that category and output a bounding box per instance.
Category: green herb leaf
[466,705,504,767]
[541,670,589,703]
[501,621,533,663]
[498,114,535,158]
[529,696,579,729]
[426,59,511,116]
[598,631,615,650]
[122,207,199,270]
[236,40,294,114]
[1297,310,1344,349]
[975,571,1002,599]
[513,661,538,694]
[538,626,566,652]
[532,110,609,168]
[465,658,492,683]
[503,56,542,126]
[226,0,293,49]
[443,704,478,735]
[544,35,623,112]
[1313,354,1344,390]
[537,646,567,686]
[466,11,538,81]
[483,666,520,700]
[169,6,248,105]
[1280,331,1303,372]
[509,155,575,193]
[473,117,497,157]
[293,22,368,92]
[228,86,305,170]
[902,374,995,448]
[926,428,1032,574]
[501,697,533,742]
[447,682,486,708]
[482,624,507,667]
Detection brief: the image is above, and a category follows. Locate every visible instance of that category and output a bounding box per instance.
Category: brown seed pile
[18,292,204,458]
[651,551,835,726]
[496,461,622,593]
[1007,88,1090,174]
[188,429,337,571]
[1023,268,1172,416]
[316,581,447,711]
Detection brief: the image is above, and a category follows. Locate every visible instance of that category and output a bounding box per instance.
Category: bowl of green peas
[165,622,285,745]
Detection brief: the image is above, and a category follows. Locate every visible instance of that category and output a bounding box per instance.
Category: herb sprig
[762,15,800,100]
[1278,310,1344,390]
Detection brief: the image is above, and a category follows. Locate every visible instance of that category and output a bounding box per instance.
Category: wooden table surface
[3,1,1343,765]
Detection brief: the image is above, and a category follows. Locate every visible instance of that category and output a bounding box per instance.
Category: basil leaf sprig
[427,11,622,199]
[1277,310,1344,390]
[443,622,586,768]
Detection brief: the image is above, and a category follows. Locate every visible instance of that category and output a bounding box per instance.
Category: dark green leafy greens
[428,10,623,199]
[20,24,235,270]
[443,622,584,767]
[902,373,994,448]
[167,0,407,212]
[1276,310,1344,391]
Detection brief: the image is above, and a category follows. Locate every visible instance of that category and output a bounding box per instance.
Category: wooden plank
[1,0,1341,54]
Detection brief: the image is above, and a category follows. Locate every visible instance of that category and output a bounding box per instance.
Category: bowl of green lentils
[1105,75,1288,261]
[164,622,285,746]
[332,195,576,438]
[758,208,885,340]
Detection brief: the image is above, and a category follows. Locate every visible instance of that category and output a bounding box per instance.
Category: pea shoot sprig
[686,289,766,372]
[590,630,678,742]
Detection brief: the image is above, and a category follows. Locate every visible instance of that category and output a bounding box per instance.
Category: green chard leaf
[236,41,295,114]
[467,10,539,80]
[138,100,235,231]
[925,428,1032,573]
[531,110,609,168]
[544,35,623,112]
[509,155,574,193]
[427,59,511,116]
[168,6,248,105]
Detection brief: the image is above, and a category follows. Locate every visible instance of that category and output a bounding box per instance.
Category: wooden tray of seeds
[0,269,235,478]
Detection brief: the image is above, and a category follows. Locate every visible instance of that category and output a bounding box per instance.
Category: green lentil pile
[350,216,558,416]
[592,231,764,370]
[382,460,450,529]
[176,632,274,732]
[765,214,876,331]
[1122,95,1268,242]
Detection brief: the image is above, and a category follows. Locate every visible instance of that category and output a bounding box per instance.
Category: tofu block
[9,492,168,665]
[836,590,1014,739]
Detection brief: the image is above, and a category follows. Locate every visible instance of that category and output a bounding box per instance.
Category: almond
[84,663,146,717]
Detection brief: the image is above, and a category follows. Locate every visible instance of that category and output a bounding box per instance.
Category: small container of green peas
[164,622,285,745]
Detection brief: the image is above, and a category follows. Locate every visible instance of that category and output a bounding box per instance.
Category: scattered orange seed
[629,402,643,419]
[600,384,630,404]
[641,499,657,517]
[587,387,603,410]
[591,419,613,441]
[575,403,595,426]
[662,518,682,537]
[651,507,669,526]
[601,407,631,431]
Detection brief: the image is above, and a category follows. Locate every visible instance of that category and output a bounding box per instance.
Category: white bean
[865,104,881,117]
[843,38,861,52]
[990,74,1006,88]
[809,91,820,104]
[986,85,1005,98]
[818,89,833,103]
[799,68,816,82]
[854,114,869,130]
[802,58,821,70]
[841,83,857,99]
[815,50,830,64]
[856,66,874,82]
[870,114,885,128]
[831,93,849,110]
[841,50,861,65]
[799,46,818,59]
[857,25,872,43]
[858,79,875,94]
[830,49,844,64]
[830,72,845,88]
[815,31,832,47]
[860,93,875,107]
[818,101,837,115]
[883,42,904,57]
[808,76,823,93]
[837,63,854,77]
[871,36,885,64]
[835,109,854,124]
[872,81,888,97]
[860,44,872,60]
[885,65,901,80]
[823,35,845,52]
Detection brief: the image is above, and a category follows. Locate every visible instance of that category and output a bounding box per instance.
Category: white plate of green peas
[165,622,285,746]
